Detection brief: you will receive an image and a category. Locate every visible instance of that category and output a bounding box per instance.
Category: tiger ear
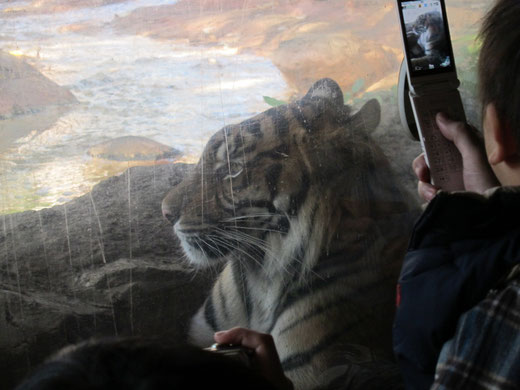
[350,99,381,134]
[304,78,344,107]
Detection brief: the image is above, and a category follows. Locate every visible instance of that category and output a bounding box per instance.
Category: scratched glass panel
[0,1,491,388]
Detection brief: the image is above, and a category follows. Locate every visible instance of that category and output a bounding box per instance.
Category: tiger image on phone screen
[406,11,449,69]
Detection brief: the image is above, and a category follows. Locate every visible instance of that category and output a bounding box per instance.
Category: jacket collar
[409,186,520,250]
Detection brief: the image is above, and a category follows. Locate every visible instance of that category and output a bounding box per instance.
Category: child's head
[15,337,277,390]
[478,0,520,184]
[479,0,520,145]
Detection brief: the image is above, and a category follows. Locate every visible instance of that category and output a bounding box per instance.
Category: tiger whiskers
[221,224,289,235]
[206,233,268,273]
[177,249,204,281]
[222,214,287,222]
[217,226,277,247]
[214,226,303,278]
[211,228,282,274]
[220,206,328,283]
[193,241,210,266]
[194,237,227,280]
[179,253,202,281]
[199,236,227,259]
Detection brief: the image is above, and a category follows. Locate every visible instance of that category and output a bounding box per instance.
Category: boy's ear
[485,103,518,165]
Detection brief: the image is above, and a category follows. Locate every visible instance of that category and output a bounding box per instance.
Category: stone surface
[0,163,214,390]
[0,50,76,119]
[0,50,77,152]
[87,135,182,162]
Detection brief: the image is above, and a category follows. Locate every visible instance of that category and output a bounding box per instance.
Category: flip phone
[397,0,465,191]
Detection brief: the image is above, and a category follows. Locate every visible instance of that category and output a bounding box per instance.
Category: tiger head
[413,11,443,34]
[162,78,411,275]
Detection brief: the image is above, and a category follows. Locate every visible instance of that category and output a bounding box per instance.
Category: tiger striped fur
[162,78,418,389]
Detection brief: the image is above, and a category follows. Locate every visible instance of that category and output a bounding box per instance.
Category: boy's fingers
[418,181,438,202]
[436,112,459,141]
[435,112,499,192]
[412,153,430,183]
[214,328,277,359]
[214,328,294,390]
[214,327,241,344]
[412,154,438,201]
[436,112,480,155]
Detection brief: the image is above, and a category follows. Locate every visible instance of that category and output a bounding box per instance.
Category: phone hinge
[412,79,460,96]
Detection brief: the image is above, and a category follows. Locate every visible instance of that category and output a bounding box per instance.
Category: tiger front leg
[188,262,251,347]
[270,324,332,390]
[188,305,217,347]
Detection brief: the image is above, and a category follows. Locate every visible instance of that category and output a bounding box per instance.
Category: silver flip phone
[397,0,465,191]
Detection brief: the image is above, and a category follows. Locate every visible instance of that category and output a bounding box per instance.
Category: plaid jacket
[432,270,520,389]
[393,187,520,390]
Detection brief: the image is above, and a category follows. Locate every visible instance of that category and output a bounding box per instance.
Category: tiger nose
[161,199,178,225]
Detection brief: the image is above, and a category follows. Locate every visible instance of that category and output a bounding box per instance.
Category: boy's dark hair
[478,0,520,145]
[15,337,277,390]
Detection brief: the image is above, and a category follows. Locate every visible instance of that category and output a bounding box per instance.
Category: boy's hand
[214,328,293,390]
[413,113,499,201]
[412,153,437,202]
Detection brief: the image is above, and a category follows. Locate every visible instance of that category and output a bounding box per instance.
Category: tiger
[406,11,449,69]
[162,78,419,390]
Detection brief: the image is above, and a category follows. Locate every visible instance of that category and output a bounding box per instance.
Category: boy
[393,0,520,388]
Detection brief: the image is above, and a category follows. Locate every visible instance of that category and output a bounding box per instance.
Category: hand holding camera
[210,328,294,390]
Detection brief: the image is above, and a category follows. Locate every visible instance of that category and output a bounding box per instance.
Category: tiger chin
[162,78,418,390]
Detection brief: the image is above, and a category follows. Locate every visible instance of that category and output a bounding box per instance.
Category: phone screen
[398,0,456,77]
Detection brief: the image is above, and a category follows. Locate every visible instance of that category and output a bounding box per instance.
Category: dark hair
[15,338,277,390]
[478,0,520,145]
